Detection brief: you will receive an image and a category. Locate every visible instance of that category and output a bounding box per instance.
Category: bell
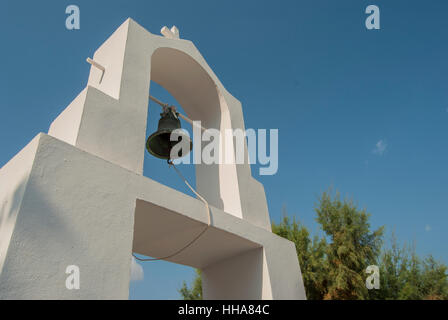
[146,107,193,160]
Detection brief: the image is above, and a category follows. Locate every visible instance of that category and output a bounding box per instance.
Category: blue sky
[1,1,447,299]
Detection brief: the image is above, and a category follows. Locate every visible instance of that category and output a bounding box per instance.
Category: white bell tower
[0,18,306,300]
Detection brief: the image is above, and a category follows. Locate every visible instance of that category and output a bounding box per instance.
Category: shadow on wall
[202,247,265,299]
[0,166,129,299]
[0,175,28,276]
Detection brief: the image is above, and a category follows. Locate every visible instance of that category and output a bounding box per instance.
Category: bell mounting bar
[148,94,207,132]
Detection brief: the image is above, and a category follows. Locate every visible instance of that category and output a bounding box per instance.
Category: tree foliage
[272,210,328,300]
[180,190,448,300]
[315,191,384,299]
[372,234,448,300]
[179,269,202,300]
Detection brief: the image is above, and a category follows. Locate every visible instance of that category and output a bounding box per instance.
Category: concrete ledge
[0,133,306,299]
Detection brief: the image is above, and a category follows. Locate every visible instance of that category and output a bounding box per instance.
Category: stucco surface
[1,134,305,299]
[0,18,306,300]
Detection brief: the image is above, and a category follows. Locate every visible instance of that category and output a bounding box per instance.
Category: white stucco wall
[0,18,306,300]
[0,134,306,299]
[0,136,40,276]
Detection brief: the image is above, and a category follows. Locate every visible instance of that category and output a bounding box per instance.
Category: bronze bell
[146,107,193,160]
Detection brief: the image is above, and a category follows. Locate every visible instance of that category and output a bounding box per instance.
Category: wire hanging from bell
[132,159,211,262]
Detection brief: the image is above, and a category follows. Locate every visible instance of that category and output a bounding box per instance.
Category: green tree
[178,269,202,300]
[272,209,328,299]
[420,255,448,299]
[315,191,384,299]
[369,233,408,299]
[374,234,448,300]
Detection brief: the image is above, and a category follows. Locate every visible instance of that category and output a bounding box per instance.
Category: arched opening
[148,47,242,218]
[130,47,246,299]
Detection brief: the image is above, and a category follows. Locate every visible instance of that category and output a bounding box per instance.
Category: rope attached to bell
[133,97,210,261]
[132,160,211,262]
